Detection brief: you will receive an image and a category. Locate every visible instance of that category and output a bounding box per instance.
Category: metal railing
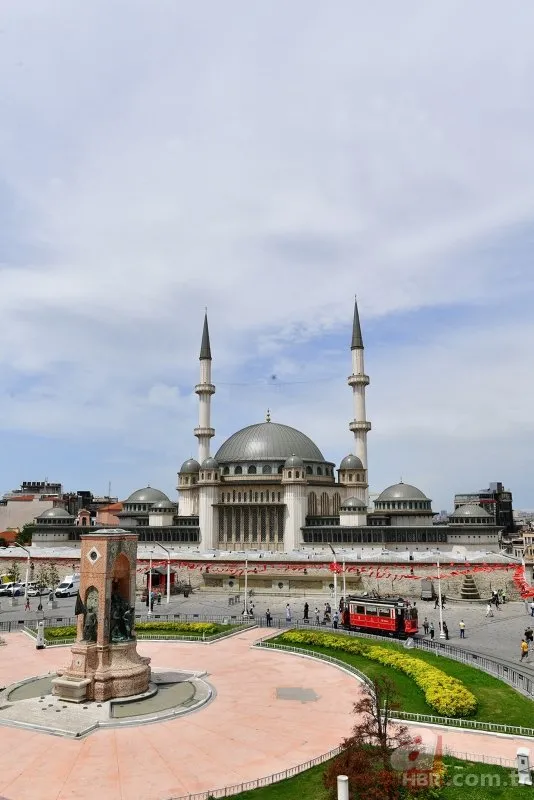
[0,612,255,632]
[167,743,518,799]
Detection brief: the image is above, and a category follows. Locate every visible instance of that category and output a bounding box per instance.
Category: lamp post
[329,544,338,613]
[14,542,30,606]
[436,552,445,639]
[147,552,153,616]
[342,557,346,600]
[243,554,248,617]
[155,542,171,604]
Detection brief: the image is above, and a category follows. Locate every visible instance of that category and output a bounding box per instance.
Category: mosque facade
[32,301,502,552]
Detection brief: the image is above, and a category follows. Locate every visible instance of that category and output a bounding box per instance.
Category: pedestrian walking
[315,607,320,625]
[285,603,292,623]
[501,590,506,604]
[525,627,533,644]
[333,611,339,630]
[422,617,429,635]
[442,621,449,640]
[303,602,309,621]
[339,597,345,613]
[25,596,31,612]
[486,602,494,618]
[429,622,435,640]
[520,639,529,662]
[530,601,534,617]
[459,620,466,639]
[266,608,272,627]
[434,597,439,609]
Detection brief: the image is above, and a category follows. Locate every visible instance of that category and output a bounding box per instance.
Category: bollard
[337,775,349,800]
[36,620,45,650]
[517,748,532,786]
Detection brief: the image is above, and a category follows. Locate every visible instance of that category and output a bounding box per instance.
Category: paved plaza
[0,624,533,800]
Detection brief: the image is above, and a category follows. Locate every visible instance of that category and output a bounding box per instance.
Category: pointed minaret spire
[200,311,212,360]
[194,311,215,463]
[266,408,271,423]
[351,296,364,350]
[347,298,371,503]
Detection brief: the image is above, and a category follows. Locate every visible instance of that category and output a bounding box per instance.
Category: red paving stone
[0,629,532,800]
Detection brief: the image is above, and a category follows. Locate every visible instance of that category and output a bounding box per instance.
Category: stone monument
[52,528,150,702]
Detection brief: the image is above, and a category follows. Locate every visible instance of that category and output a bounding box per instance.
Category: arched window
[233,491,236,502]
[333,492,341,515]
[296,471,300,478]
[262,464,272,475]
[308,492,318,515]
[277,465,283,474]
[248,465,257,475]
[349,473,353,481]
[271,492,275,501]
[235,466,242,475]
[238,492,241,502]
[223,466,230,475]
[254,492,258,502]
[288,471,292,478]
[277,492,281,501]
[321,492,330,516]
[316,467,323,476]
[306,466,312,475]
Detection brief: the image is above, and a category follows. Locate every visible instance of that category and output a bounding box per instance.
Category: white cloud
[0,1,533,505]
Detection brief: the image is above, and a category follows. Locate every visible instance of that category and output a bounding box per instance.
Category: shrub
[43,621,229,640]
[279,630,478,718]
[45,626,76,639]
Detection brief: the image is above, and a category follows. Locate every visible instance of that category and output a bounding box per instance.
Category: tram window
[355,605,365,614]
[366,606,377,615]
[378,608,391,618]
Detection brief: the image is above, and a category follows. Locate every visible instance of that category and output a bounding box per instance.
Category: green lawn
[41,621,240,642]
[270,635,534,728]
[230,758,525,800]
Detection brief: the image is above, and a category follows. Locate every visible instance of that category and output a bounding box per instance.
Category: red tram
[341,595,418,639]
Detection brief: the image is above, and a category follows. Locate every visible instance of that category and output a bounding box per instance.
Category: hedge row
[43,621,228,640]
[278,630,478,718]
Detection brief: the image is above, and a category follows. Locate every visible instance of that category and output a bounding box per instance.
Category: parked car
[27,585,51,597]
[9,582,38,597]
[0,582,21,597]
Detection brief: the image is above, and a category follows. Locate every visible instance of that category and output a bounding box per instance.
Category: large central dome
[215,422,325,463]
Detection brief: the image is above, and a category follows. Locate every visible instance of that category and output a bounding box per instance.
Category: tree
[6,561,21,583]
[324,676,443,800]
[16,524,35,546]
[35,564,50,591]
[48,563,60,589]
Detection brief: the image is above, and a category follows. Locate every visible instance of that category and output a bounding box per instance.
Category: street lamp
[342,556,346,600]
[329,544,338,613]
[13,542,31,606]
[243,553,249,617]
[147,550,153,616]
[154,542,171,604]
[436,552,445,639]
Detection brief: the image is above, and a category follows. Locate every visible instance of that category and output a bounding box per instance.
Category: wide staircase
[460,573,481,601]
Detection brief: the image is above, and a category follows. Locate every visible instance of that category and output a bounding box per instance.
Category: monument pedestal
[56,641,150,702]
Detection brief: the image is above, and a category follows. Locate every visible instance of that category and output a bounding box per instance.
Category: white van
[55,574,80,598]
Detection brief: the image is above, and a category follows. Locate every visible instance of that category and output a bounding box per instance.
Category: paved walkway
[0,628,532,800]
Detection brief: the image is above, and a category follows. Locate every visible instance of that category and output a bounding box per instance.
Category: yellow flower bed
[279,630,477,718]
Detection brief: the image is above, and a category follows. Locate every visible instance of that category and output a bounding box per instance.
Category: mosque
[32,301,502,552]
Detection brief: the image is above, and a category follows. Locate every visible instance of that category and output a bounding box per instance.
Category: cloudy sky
[1,1,533,510]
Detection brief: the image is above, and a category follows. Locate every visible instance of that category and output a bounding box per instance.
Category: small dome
[340,496,367,511]
[339,454,364,470]
[284,454,304,468]
[36,506,75,520]
[376,482,429,502]
[150,499,177,511]
[450,504,492,519]
[201,457,219,469]
[125,487,170,504]
[180,458,200,474]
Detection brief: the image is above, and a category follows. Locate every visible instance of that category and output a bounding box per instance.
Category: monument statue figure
[83,611,98,642]
[110,589,134,642]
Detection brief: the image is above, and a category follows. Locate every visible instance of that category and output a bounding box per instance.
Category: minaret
[348,298,371,471]
[194,312,215,464]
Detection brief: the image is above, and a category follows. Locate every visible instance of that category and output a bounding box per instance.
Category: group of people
[520,626,534,661]
[421,616,466,640]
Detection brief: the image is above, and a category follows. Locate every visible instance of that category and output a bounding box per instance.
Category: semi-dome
[36,506,75,520]
[284,454,304,468]
[201,457,219,469]
[376,482,429,502]
[180,458,200,474]
[340,496,367,510]
[125,487,170,504]
[450,503,491,519]
[215,422,324,462]
[339,454,364,470]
